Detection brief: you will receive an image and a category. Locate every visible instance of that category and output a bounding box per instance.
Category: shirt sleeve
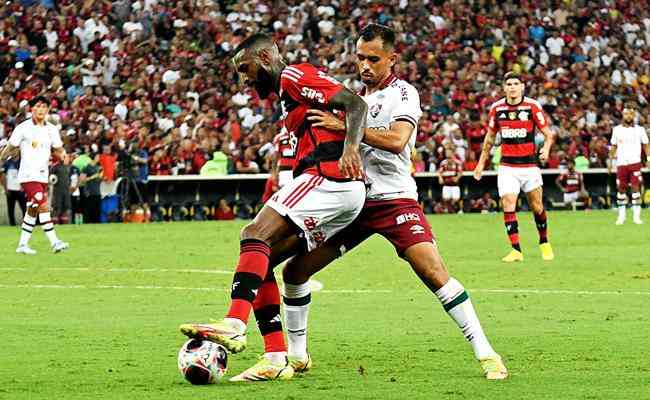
[280,65,343,108]
[8,125,23,147]
[51,126,63,148]
[610,128,618,145]
[531,101,549,130]
[390,85,422,128]
[487,104,497,131]
[640,127,649,144]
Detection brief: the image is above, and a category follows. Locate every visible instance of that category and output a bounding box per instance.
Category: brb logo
[396,213,420,225]
[303,216,319,231]
[500,128,528,139]
[301,87,325,104]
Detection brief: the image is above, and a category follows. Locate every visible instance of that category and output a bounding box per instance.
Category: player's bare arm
[538,126,555,164]
[644,143,650,168]
[327,88,368,179]
[555,174,566,192]
[307,109,413,155]
[0,143,19,162]
[607,144,617,172]
[473,127,496,180]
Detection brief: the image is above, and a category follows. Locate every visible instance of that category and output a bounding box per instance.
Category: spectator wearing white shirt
[44,21,58,50]
[545,31,565,57]
[114,97,128,121]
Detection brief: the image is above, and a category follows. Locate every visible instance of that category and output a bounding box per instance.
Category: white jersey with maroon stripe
[611,124,648,167]
[9,118,63,183]
[361,76,422,201]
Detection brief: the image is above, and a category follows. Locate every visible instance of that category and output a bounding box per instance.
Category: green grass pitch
[1,210,649,399]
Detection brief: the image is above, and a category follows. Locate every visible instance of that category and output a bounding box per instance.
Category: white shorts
[266,173,365,251]
[563,191,580,204]
[442,186,461,201]
[278,170,293,189]
[497,165,543,196]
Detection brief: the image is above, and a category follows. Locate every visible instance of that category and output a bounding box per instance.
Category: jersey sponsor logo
[301,87,326,104]
[396,212,420,225]
[501,128,528,139]
[369,103,382,118]
[410,224,425,235]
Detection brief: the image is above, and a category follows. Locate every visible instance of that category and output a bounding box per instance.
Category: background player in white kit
[608,102,650,225]
[0,96,69,254]
[281,24,507,380]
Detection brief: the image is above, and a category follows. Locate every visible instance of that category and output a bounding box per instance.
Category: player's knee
[240,221,262,242]
[282,258,309,285]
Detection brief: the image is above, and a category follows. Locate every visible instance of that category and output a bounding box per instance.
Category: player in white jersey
[608,102,650,225]
[0,96,69,254]
[279,24,507,380]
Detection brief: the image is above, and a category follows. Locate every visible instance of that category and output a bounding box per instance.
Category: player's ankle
[224,317,247,333]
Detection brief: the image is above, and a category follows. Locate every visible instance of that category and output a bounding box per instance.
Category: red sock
[534,210,548,244]
[226,239,270,324]
[504,212,521,251]
[253,274,286,353]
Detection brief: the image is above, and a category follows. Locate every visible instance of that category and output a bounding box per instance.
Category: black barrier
[145,169,648,212]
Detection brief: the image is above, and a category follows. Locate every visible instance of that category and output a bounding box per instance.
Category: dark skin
[283,36,449,291]
[230,40,367,246]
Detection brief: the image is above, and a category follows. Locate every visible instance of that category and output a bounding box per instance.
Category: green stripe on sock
[444,291,469,312]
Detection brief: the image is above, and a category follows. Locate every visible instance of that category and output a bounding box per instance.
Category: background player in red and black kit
[438,149,463,213]
[180,33,369,381]
[556,159,589,208]
[474,72,556,262]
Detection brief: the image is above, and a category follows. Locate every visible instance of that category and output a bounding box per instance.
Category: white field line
[0,283,648,296]
[0,267,234,274]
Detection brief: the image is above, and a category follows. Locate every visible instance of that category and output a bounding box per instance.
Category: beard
[253,67,275,99]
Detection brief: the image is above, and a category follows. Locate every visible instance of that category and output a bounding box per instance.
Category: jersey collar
[359,74,397,96]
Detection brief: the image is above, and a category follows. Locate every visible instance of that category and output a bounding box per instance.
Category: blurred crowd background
[1,0,649,222]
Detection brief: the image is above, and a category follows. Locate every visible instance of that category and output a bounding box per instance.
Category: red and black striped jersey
[439,158,462,186]
[272,127,295,170]
[487,97,548,168]
[279,63,350,181]
[558,171,582,193]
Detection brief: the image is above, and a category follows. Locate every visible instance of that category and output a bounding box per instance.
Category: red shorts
[616,163,643,192]
[21,182,48,207]
[333,198,435,256]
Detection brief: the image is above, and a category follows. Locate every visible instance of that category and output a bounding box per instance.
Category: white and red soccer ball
[178,339,228,385]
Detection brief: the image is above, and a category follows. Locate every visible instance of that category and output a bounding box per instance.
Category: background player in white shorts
[474,72,556,263]
[439,149,463,212]
[0,96,69,254]
[608,102,650,225]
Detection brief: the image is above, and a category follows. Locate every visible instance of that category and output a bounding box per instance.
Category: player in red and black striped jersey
[438,149,463,212]
[555,159,589,208]
[474,72,556,263]
[180,33,369,381]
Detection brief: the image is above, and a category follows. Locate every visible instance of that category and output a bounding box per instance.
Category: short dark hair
[30,96,50,107]
[624,101,637,110]
[503,71,523,83]
[232,33,275,56]
[358,23,396,50]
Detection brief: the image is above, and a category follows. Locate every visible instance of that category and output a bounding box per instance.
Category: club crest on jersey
[31,141,39,148]
[508,111,517,120]
[369,103,382,118]
[518,111,529,121]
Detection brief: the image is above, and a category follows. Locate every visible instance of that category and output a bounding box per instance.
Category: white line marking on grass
[0,267,234,274]
[472,288,650,296]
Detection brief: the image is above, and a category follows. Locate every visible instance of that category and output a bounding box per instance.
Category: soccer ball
[178,339,228,384]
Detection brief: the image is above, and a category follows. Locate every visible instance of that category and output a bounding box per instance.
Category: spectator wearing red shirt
[99,145,118,182]
[215,199,235,220]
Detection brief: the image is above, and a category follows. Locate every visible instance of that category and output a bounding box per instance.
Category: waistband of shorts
[500,163,538,168]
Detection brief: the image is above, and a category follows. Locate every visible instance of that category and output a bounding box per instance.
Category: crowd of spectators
[1,0,650,182]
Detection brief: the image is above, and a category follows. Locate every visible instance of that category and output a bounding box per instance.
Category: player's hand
[473,165,483,181]
[539,147,550,164]
[307,109,345,131]
[339,144,363,179]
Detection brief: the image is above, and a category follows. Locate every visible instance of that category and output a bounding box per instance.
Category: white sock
[39,212,59,246]
[435,277,496,360]
[224,317,246,334]
[617,193,627,220]
[632,192,642,220]
[283,282,311,359]
[264,351,287,365]
[19,214,37,247]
